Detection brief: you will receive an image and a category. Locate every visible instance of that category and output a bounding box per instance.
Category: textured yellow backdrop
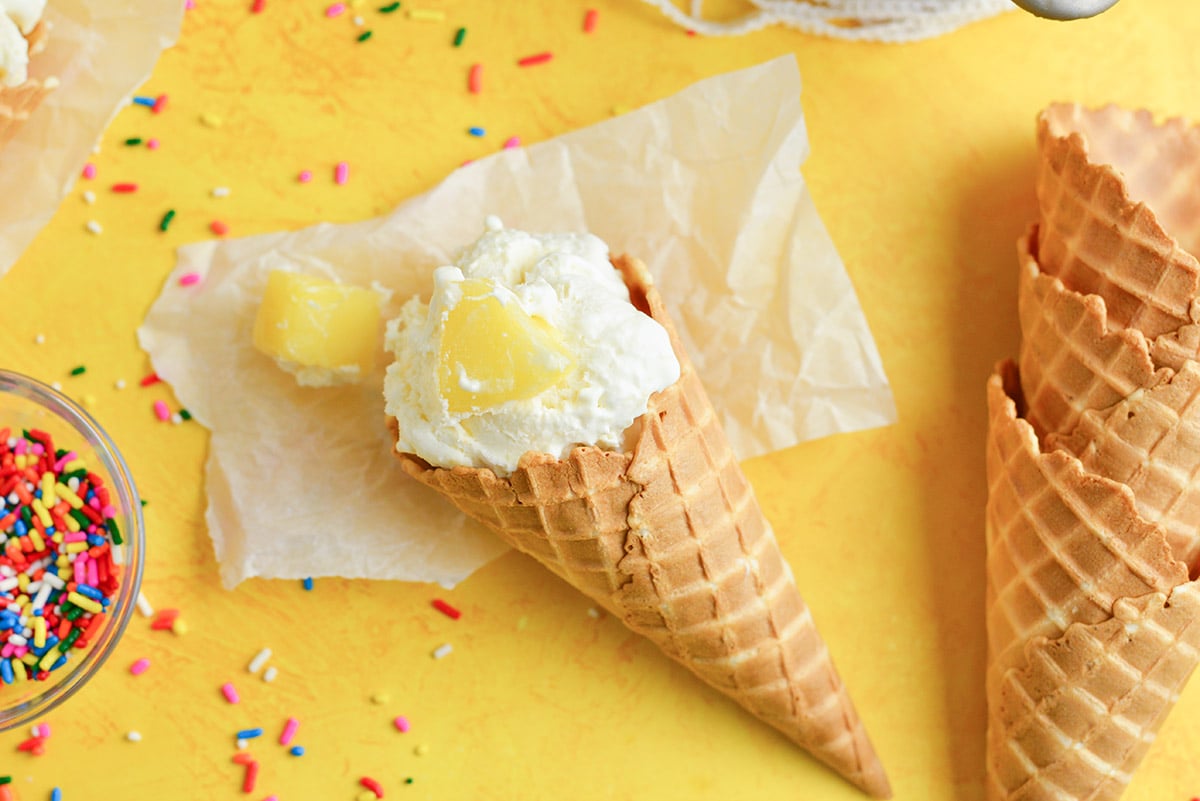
[1,0,1199,799]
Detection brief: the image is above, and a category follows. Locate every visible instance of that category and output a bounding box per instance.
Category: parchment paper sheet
[138,56,897,589]
[0,0,184,278]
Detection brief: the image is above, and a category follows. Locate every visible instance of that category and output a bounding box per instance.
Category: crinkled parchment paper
[0,0,184,277]
[139,56,896,589]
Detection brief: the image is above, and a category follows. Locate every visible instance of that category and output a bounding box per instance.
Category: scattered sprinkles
[248,646,272,674]
[85,221,103,236]
[179,272,203,287]
[263,665,278,682]
[211,186,231,197]
[199,112,223,128]
[81,191,95,204]
[252,0,265,12]
[81,163,95,180]
[503,136,520,149]
[431,642,453,659]
[378,1,400,10]
[468,63,482,94]
[335,162,350,185]
[236,727,264,741]
[360,777,384,799]
[152,400,171,422]
[149,608,178,629]
[453,26,466,46]
[139,372,163,387]
[130,657,150,675]
[242,759,259,794]
[210,220,230,236]
[357,30,373,42]
[159,209,176,232]
[298,170,313,183]
[147,138,161,150]
[393,716,410,733]
[221,681,241,704]
[69,366,86,376]
[112,183,138,193]
[126,731,142,742]
[517,51,553,67]
[325,2,346,16]
[132,96,155,107]
[584,8,598,32]
[468,126,485,137]
[124,137,143,146]
[289,745,304,756]
[152,94,168,113]
[279,716,299,745]
[302,576,313,591]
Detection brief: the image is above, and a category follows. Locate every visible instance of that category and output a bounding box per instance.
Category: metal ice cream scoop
[1010,0,1121,20]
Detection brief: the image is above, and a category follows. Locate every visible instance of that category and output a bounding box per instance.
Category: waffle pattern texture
[393,255,890,797]
[986,103,1200,800]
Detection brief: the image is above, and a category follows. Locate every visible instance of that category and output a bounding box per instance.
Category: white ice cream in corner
[0,0,47,88]
[384,217,681,476]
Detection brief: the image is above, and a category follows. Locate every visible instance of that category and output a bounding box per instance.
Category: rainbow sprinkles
[0,428,123,683]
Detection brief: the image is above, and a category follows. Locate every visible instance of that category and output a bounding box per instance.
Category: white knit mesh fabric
[641,0,1013,42]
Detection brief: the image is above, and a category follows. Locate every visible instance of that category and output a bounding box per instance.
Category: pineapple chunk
[438,279,574,412]
[253,270,381,386]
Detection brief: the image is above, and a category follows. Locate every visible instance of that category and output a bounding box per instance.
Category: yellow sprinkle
[12,659,26,681]
[55,556,68,569]
[15,597,28,612]
[407,8,445,21]
[38,650,58,671]
[20,652,38,667]
[40,473,56,507]
[414,744,430,756]
[55,483,83,509]
[64,541,88,554]
[16,573,28,592]
[14,454,26,470]
[63,515,80,533]
[51,532,63,545]
[370,692,390,705]
[611,105,631,116]
[357,792,376,801]
[33,617,45,649]
[200,112,223,128]
[172,618,188,636]
[64,459,86,473]
[30,498,52,528]
[83,394,97,408]
[68,591,103,614]
[28,530,43,553]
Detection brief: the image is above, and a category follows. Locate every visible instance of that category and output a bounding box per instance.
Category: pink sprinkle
[517,51,553,67]
[1,644,12,659]
[221,682,240,704]
[82,163,96,180]
[87,559,98,590]
[334,161,349,185]
[147,138,160,150]
[297,169,312,183]
[178,272,202,287]
[53,451,77,472]
[583,8,598,32]
[393,716,410,733]
[35,723,50,738]
[153,400,170,422]
[325,2,345,16]
[185,0,194,8]
[62,532,87,544]
[210,220,229,236]
[279,716,299,746]
[130,658,151,676]
[503,136,520,149]
[468,63,482,94]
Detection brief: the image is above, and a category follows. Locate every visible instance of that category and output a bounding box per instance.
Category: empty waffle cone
[985,363,1200,801]
[0,21,57,149]
[393,255,891,798]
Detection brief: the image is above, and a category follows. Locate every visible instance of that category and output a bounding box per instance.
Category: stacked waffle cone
[986,103,1200,800]
[392,255,891,797]
[0,19,56,149]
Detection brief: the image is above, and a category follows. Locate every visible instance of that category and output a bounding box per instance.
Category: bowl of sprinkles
[0,369,144,730]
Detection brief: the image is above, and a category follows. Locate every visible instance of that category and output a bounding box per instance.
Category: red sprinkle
[517,52,553,67]
[468,63,482,95]
[432,599,461,620]
[583,9,598,33]
[112,183,139,193]
[139,372,162,387]
[210,220,229,236]
[360,777,384,799]
[251,0,265,11]
[242,760,259,793]
[150,608,180,630]
[16,736,46,753]
[232,752,254,765]
[152,94,168,114]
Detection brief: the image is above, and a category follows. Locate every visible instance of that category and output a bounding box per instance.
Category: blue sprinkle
[302,577,313,591]
[13,520,26,536]
[236,727,264,740]
[51,654,66,671]
[51,788,62,801]
[32,489,41,499]
[132,96,156,107]
[75,584,103,601]
[289,745,304,756]
[87,534,105,547]
[0,659,12,685]
[468,126,486,137]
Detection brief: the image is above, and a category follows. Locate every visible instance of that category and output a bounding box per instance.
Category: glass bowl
[0,369,145,731]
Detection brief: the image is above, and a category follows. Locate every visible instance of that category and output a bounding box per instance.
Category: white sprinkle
[33,334,44,345]
[236,738,247,750]
[432,643,453,660]
[85,221,102,235]
[82,190,95,204]
[135,592,154,618]
[114,379,126,390]
[50,382,61,391]
[247,647,272,675]
[262,665,278,683]
[170,413,183,425]
[211,186,230,197]
[126,731,142,742]
[7,634,26,647]
[586,607,600,619]
[28,724,39,738]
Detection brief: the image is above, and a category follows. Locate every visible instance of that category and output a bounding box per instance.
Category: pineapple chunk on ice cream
[384,217,681,476]
[252,270,383,387]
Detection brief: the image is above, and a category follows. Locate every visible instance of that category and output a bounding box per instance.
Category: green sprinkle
[62,468,88,482]
[69,509,90,528]
[405,778,414,785]
[108,517,123,545]
[160,209,176,232]
[453,26,465,46]
[124,137,143,146]
[58,626,82,652]
[70,366,86,376]
[0,776,10,785]
[378,1,400,10]
[56,448,69,459]
[180,409,192,421]
[358,30,373,42]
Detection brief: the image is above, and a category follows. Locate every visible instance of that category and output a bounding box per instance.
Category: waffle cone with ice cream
[0,5,57,148]
[985,103,1200,800]
[384,222,890,797]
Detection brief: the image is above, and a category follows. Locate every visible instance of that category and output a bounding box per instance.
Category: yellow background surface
[2,0,1200,799]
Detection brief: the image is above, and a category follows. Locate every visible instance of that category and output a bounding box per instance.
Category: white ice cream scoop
[1010,0,1120,20]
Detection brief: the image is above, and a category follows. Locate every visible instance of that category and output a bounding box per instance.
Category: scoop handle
[1010,0,1121,19]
